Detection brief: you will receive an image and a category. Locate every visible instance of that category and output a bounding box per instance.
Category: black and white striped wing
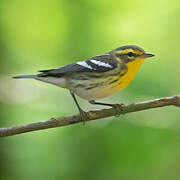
[82,54,118,73]
[38,54,118,77]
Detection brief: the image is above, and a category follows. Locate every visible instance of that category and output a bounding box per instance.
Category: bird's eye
[127,52,134,57]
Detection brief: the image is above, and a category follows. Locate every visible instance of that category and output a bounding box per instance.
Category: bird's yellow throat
[116,58,145,90]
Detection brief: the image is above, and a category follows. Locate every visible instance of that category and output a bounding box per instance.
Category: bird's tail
[13,75,37,79]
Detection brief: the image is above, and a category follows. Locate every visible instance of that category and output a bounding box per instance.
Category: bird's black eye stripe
[127,52,135,57]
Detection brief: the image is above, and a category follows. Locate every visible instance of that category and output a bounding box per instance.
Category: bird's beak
[141,53,155,59]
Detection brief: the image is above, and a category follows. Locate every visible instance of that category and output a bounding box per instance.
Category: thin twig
[0,95,180,137]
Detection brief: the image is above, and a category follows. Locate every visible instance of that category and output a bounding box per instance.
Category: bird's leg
[89,100,125,117]
[70,90,87,124]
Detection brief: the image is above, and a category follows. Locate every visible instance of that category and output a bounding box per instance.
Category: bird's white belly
[73,85,121,101]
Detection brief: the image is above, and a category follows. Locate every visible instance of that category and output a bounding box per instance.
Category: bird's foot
[111,103,125,117]
[79,109,88,125]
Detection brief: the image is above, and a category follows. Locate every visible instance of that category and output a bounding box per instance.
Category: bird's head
[111,45,155,64]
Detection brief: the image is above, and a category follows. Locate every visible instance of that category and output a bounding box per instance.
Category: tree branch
[0,95,180,137]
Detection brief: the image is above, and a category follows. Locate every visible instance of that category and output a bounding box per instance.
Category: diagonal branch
[0,95,180,137]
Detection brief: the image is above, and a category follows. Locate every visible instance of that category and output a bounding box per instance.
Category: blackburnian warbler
[13,45,154,120]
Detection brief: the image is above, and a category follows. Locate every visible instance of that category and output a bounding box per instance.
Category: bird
[13,45,155,121]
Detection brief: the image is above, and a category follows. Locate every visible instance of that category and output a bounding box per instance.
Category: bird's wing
[38,54,118,77]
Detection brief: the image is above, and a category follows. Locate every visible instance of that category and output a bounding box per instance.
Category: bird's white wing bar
[90,59,113,68]
[76,61,93,70]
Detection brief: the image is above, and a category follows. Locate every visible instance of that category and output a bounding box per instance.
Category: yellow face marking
[114,48,145,64]
[116,49,144,55]
[115,56,123,64]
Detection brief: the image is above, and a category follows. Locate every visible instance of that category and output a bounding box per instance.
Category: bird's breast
[115,59,144,89]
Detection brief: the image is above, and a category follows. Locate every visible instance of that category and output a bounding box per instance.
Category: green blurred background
[0,0,180,179]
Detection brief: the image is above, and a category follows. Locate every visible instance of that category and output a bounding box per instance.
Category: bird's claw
[112,103,125,117]
[79,109,88,125]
